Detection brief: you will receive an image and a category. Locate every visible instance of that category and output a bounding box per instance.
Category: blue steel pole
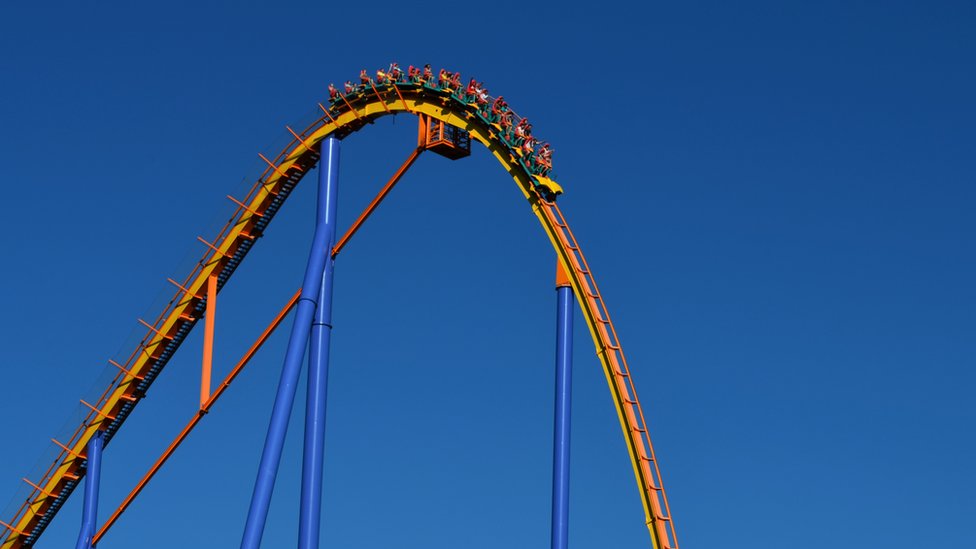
[551,278,574,549]
[298,136,340,549]
[75,431,103,549]
[241,136,340,549]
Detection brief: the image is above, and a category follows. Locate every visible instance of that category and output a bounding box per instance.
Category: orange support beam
[258,153,290,179]
[317,103,340,126]
[368,81,392,113]
[0,518,28,537]
[108,359,144,381]
[50,438,86,460]
[22,478,57,499]
[227,194,265,218]
[197,236,232,259]
[339,95,363,121]
[80,400,116,421]
[333,145,423,257]
[92,289,301,545]
[285,125,315,153]
[417,115,427,147]
[166,277,203,300]
[392,83,411,112]
[556,260,573,288]
[137,318,173,341]
[200,275,217,410]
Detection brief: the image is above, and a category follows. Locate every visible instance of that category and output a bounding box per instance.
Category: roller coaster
[1,65,679,549]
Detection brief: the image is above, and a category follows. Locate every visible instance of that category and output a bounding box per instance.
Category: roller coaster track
[1,76,679,549]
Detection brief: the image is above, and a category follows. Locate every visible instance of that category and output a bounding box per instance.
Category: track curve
[1,78,678,549]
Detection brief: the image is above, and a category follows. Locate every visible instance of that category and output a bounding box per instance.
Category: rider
[514,118,529,145]
[328,83,340,101]
[476,83,489,108]
[359,69,370,89]
[389,62,402,83]
[536,142,553,175]
[344,80,356,94]
[492,96,507,116]
[499,110,513,138]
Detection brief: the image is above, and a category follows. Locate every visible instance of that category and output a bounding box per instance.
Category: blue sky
[1,1,974,547]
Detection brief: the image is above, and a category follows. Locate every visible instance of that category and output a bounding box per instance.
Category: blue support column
[75,431,103,549]
[298,137,340,549]
[241,136,340,549]
[551,266,574,549]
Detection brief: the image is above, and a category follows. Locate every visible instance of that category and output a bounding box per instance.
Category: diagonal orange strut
[92,289,300,545]
[200,275,217,409]
[332,145,423,257]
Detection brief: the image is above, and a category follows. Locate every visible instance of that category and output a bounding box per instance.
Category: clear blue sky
[1,1,973,547]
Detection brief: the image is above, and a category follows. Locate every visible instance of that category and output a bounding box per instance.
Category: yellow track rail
[2,85,677,548]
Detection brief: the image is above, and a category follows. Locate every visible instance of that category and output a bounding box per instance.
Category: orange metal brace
[556,261,573,288]
[317,103,341,126]
[166,277,203,300]
[137,319,173,341]
[197,236,232,259]
[285,125,315,153]
[227,195,265,218]
[368,82,392,114]
[333,144,423,257]
[339,96,363,121]
[200,275,217,410]
[392,84,412,112]
[258,153,302,181]
[21,478,57,499]
[80,400,116,421]
[50,438,86,460]
[0,519,28,537]
[92,290,300,545]
[417,115,427,146]
[108,359,144,381]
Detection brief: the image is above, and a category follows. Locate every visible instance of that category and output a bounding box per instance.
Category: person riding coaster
[388,62,403,83]
[491,96,508,120]
[513,118,532,146]
[476,85,489,109]
[534,142,553,176]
